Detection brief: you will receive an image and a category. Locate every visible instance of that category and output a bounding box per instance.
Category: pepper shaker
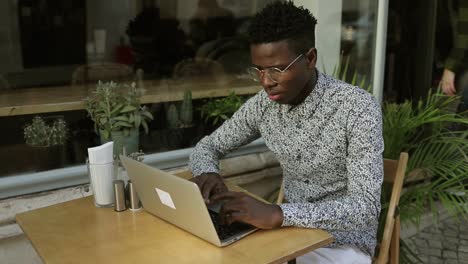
[113,180,127,212]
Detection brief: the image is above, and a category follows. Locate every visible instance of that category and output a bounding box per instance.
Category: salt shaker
[127,180,142,211]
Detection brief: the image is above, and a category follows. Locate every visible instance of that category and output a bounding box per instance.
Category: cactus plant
[166,104,179,129]
[165,90,193,129]
[180,90,193,127]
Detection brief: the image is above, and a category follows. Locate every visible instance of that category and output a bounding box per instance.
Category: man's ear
[305,48,317,69]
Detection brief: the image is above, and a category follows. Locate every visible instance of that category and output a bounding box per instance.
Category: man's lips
[268,93,281,101]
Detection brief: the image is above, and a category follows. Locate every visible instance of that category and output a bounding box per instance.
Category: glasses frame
[247,53,304,83]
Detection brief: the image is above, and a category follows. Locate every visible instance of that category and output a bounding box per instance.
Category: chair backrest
[375,152,408,264]
[71,62,133,85]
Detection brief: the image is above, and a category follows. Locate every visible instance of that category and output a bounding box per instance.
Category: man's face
[250,40,316,105]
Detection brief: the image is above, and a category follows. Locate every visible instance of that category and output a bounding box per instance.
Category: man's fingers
[202,180,217,203]
[446,83,456,95]
[449,84,456,95]
[441,81,456,96]
[225,211,247,225]
[211,191,241,202]
[214,184,228,194]
[191,174,228,204]
[218,195,249,225]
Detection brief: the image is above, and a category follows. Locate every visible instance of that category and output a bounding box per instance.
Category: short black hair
[247,1,318,55]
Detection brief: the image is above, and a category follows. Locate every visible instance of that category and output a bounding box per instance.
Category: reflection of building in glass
[126,3,192,78]
[188,0,236,48]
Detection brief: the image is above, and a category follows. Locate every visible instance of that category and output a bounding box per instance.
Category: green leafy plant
[381,90,467,263]
[327,54,372,92]
[24,116,68,147]
[199,91,246,126]
[84,81,154,140]
[382,90,468,223]
[331,56,468,220]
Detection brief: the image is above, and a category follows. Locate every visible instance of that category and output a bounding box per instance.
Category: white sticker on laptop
[155,188,176,209]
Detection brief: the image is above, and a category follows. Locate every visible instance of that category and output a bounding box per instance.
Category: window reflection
[0,0,380,176]
[340,0,377,86]
[0,0,276,176]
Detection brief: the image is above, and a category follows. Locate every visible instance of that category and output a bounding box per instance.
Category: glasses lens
[247,67,261,82]
[266,68,281,83]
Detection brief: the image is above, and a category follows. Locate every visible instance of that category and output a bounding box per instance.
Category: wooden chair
[375,152,408,264]
[277,152,409,264]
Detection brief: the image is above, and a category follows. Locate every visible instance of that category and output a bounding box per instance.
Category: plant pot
[157,125,199,150]
[201,122,222,137]
[30,145,67,171]
[100,129,139,157]
[180,125,199,147]
[163,128,184,150]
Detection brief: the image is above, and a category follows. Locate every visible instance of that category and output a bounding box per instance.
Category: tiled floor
[405,217,468,264]
[0,235,42,264]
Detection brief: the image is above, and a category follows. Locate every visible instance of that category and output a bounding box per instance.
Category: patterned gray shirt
[189,71,384,256]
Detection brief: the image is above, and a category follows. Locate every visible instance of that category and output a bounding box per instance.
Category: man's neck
[290,70,318,106]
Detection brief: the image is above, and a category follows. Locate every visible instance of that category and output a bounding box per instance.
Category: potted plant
[84,81,154,157]
[23,116,69,171]
[199,91,247,135]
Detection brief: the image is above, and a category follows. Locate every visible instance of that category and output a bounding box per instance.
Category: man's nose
[260,72,276,89]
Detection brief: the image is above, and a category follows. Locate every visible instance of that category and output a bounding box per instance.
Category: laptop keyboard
[208,210,255,241]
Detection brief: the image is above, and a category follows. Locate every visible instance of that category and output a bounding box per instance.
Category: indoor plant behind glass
[199,91,247,135]
[84,81,153,157]
[162,90,195,149]
[23,116,69,171]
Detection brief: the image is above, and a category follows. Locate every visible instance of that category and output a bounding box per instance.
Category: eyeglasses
[246,54,304,83]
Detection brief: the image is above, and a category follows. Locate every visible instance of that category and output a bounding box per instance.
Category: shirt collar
[283,70,327,118]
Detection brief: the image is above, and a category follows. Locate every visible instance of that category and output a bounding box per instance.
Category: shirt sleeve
[189,94,263,176]
[280,95,384,231]
[445,0,468,73]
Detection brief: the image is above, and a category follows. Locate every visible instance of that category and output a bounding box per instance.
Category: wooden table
[0,78,260,117]
[16,196,333,264]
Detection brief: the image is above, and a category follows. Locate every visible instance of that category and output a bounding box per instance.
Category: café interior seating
[0,74,10,90]
[71,62,133,85]
[172,57,225,82]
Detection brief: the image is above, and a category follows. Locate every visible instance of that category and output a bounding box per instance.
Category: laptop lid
[120,155,222,246]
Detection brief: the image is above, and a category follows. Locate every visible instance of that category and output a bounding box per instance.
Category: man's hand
[190,173,228,204]
[441,69,457,96]
[211,191,283,229]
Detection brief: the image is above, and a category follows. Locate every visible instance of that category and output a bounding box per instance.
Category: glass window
[0,0,277,177]
[340,0,377,83]
[0,0,380,179]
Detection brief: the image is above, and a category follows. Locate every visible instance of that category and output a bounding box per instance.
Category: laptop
[120,155,258,247]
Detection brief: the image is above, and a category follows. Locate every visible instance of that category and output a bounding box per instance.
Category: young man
[189,2,383,263]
